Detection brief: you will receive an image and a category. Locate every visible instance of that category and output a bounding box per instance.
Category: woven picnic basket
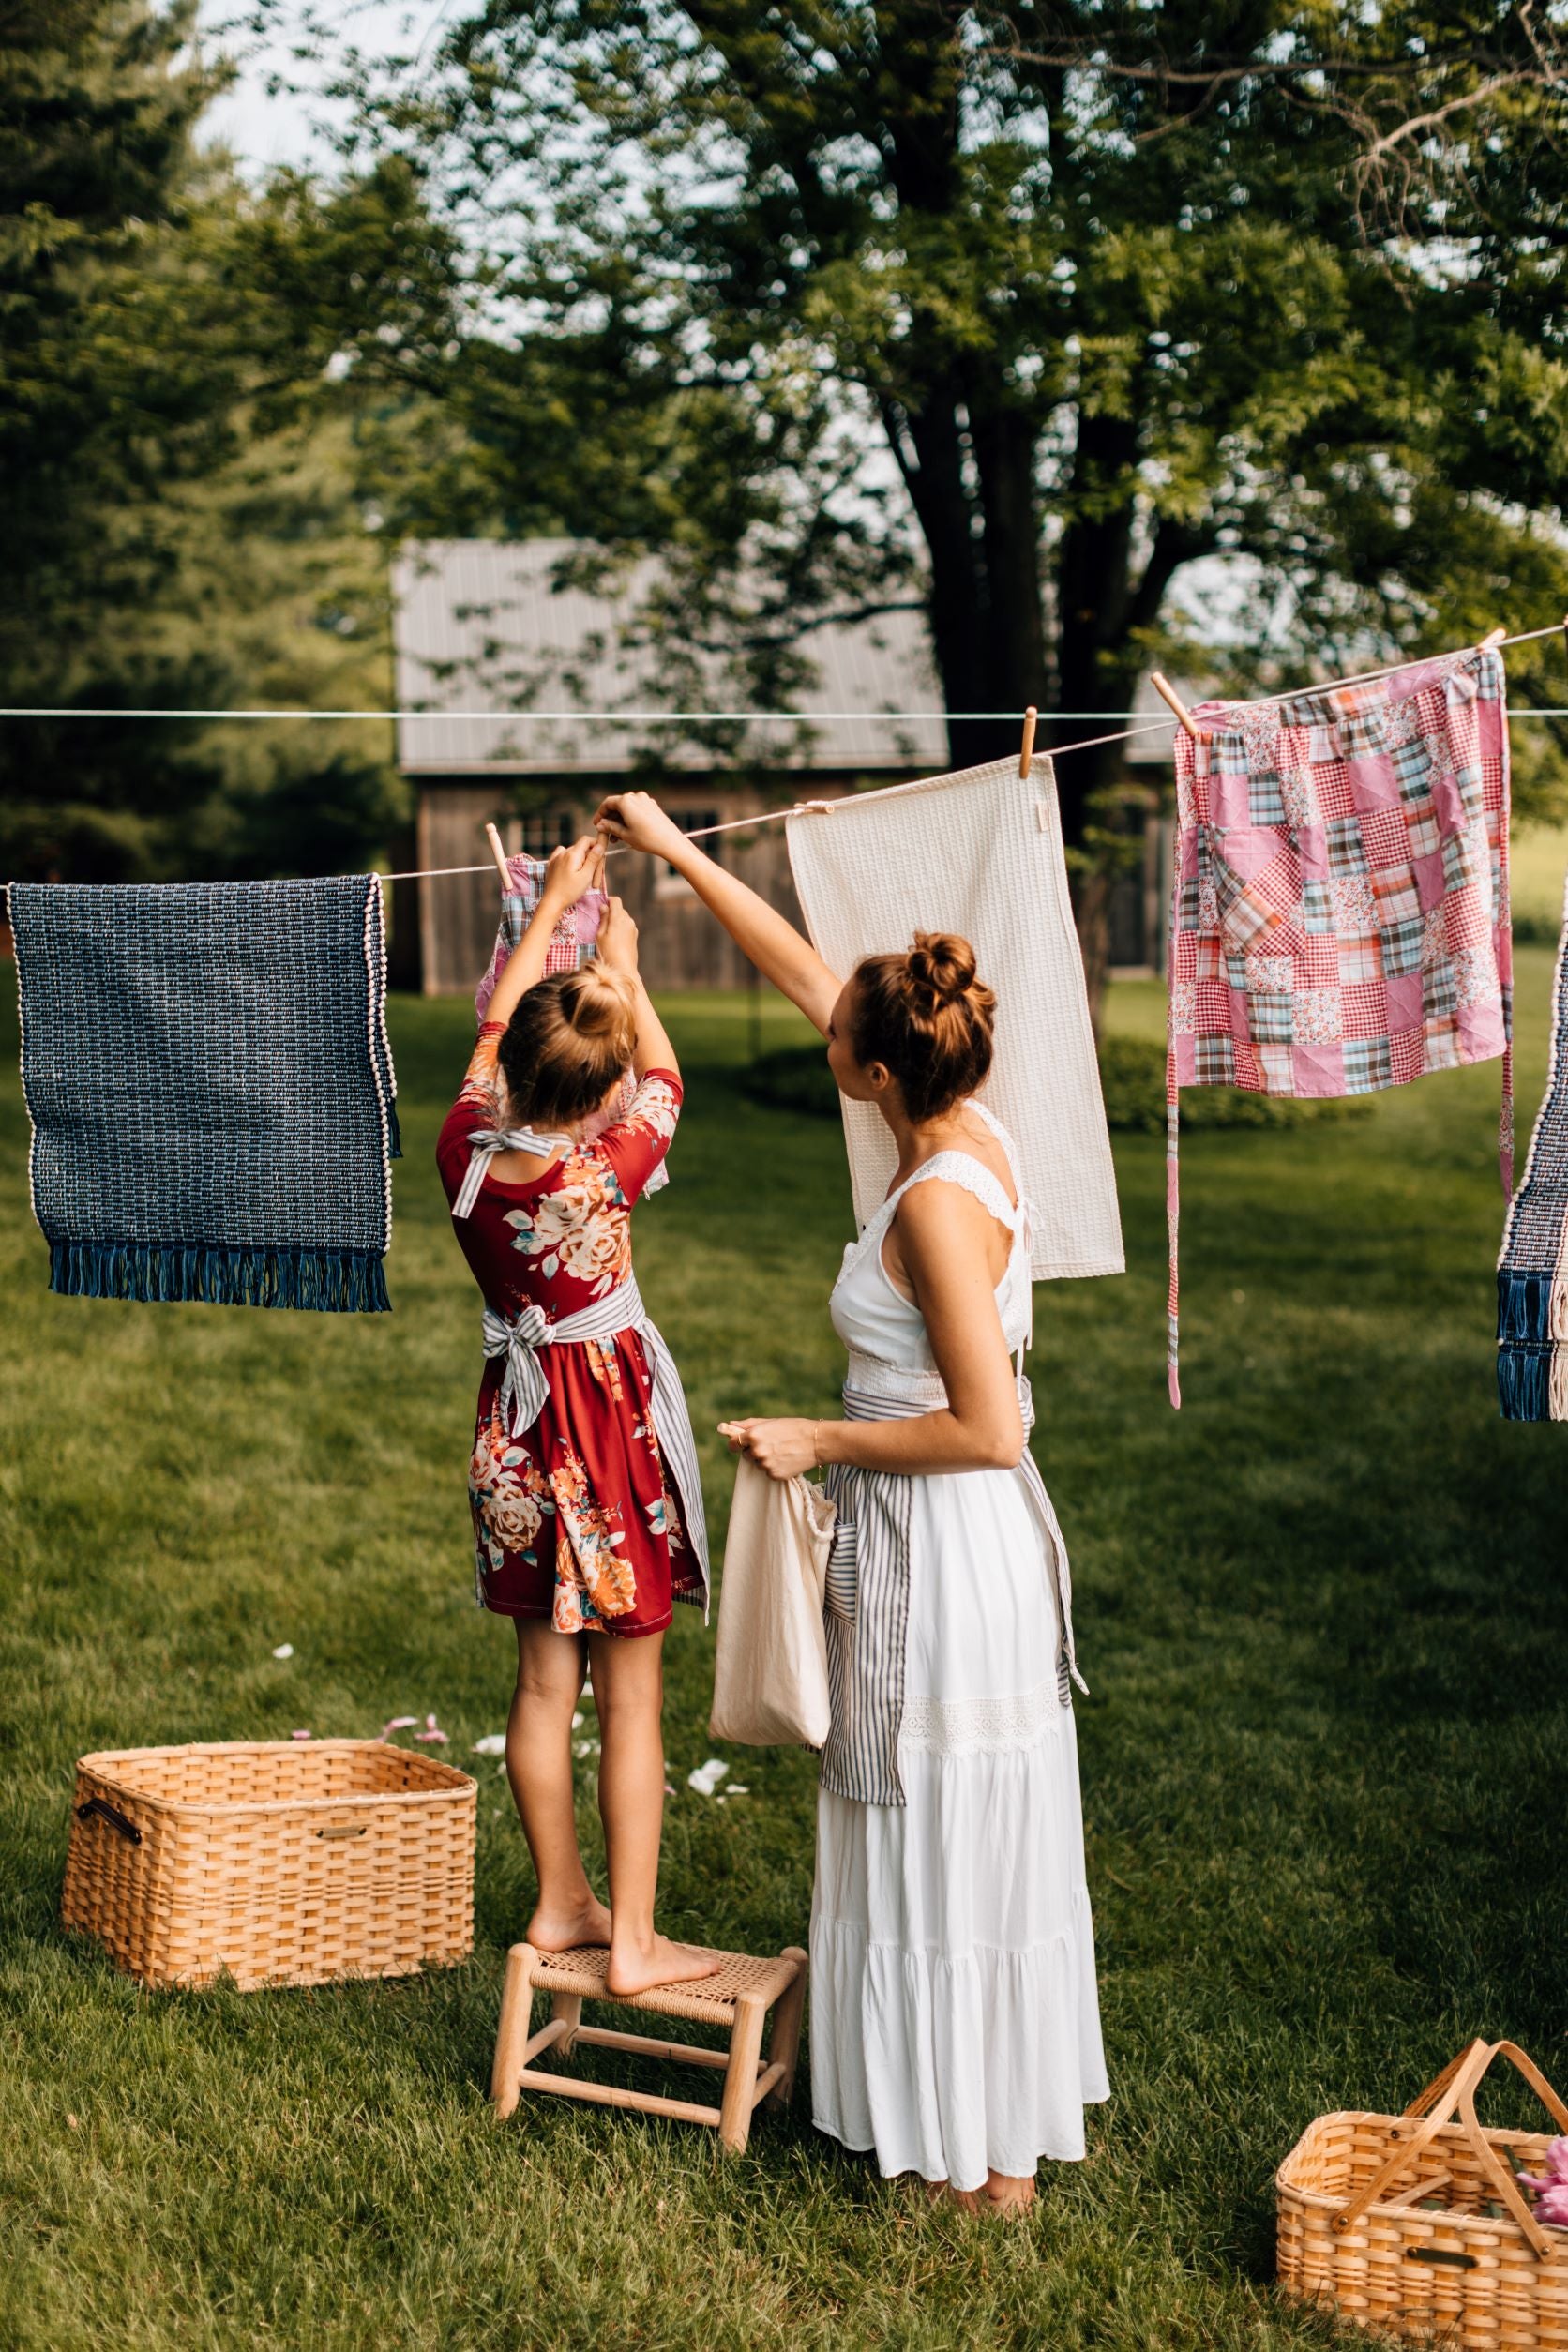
[1276,2040,1568,2349]
[61,1740,475,1992]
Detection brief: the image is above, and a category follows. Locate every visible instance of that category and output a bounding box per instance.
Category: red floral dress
[437,1027,699,1636]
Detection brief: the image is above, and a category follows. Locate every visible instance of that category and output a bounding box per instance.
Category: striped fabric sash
[452,1125,572,1222]
[480,1274,710,1607]
[819,1360,1082,1809]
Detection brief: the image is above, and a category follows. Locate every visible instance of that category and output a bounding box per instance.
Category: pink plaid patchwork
[474,853,608,1026]
[1163,645,1514,1408]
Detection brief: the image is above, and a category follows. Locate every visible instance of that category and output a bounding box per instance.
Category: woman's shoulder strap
[895,1151,1019,1230]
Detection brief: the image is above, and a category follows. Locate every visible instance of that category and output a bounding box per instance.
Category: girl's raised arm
[594,792,840,1036]
[484,837,605,1033]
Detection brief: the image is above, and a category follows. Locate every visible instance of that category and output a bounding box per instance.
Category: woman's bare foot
[526,1892,612,1952]
[922,2179,982,2212]
[605,1935,722,1998]
[984,2170,1036,2216]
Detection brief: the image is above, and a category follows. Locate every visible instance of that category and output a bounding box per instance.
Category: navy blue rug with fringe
[1497,875,1568,1418]
[11,876,399,1313]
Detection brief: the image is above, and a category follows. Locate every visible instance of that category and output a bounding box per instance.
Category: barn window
[505,810,577,860]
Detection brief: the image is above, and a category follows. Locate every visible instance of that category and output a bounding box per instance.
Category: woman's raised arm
[594,792,840,1035]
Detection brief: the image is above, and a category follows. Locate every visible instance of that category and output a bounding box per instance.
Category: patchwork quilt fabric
[1497,872,1568,1420]
[10,875,398,1311]
[473,852,663,1192]
[474,853,607,1025]
[1165,644,1514,1405]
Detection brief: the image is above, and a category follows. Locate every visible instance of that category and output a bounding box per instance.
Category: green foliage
[0,6,470,880]
[740,1034,1374,1133]
[0,972,1564,2345]
[331,0,1568,828]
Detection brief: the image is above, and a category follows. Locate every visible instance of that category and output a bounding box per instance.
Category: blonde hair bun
[497,962,639,1128]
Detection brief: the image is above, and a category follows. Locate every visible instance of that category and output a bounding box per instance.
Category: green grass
[2,964,1566,2351]
[1512,822,1568,942]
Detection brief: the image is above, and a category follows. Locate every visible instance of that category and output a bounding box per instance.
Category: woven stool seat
[491,1937,807,2154]
[525,1943,801,2024]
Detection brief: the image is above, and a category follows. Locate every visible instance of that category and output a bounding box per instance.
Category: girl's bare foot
[984,2170,1036,2216]
[526,1892,612,1952]
[605,1935,722,1997]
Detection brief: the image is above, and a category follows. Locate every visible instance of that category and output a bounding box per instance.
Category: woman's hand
[540,836,605,911]
[718,1418,821,1481]
[597,895,640,974]
[595,792,689,864]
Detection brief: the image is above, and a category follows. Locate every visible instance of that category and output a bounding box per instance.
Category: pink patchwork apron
[1166,645,1513,1406]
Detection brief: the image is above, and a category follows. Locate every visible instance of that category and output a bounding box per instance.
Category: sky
[197,2,455,172]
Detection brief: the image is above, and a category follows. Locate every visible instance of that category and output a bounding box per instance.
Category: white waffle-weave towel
[786,754,1123,1282]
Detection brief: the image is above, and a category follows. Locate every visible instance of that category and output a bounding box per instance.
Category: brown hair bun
[498,962,638,1128]
[849,929,996,1123]
[906,932,978,1004]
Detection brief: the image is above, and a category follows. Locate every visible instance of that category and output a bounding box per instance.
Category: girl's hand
[595,792,689,864]
[718,1418,821,1481]
[597,895,640,974]
[540,836,605,910]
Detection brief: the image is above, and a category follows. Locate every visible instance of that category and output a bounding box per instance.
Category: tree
[0,2,463,881]
[339,0,1568,980]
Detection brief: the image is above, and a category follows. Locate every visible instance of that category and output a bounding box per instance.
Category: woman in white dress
[594,791,1108,2212]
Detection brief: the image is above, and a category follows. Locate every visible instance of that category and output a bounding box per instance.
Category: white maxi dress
[810,1118,1108,2191]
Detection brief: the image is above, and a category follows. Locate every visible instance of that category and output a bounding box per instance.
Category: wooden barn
[386,538,1175,994]
[387,540,949,995]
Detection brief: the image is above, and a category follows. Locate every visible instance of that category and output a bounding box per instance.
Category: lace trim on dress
[899,1152,1021,1232]
[898,1679,1066,1757]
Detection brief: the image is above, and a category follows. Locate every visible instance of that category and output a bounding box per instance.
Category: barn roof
[392,539,950,776]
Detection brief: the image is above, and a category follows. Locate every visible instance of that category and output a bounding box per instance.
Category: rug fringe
[49,1241,391,1314]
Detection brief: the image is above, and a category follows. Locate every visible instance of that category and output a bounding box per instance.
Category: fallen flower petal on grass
[381,1716,418,1741]
[471,1733,507,1756]
[270,1643,294,1660]
[291,1729,312,1741]
[415,1713,448,1745]
[687,1758,729,1796]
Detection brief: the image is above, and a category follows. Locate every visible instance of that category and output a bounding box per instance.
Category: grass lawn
[2,958,1566,2352]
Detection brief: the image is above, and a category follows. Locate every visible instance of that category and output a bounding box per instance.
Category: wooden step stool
[490,1940,807,2154]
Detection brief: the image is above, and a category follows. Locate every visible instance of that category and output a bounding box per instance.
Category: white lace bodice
[829,1101,1033,1379]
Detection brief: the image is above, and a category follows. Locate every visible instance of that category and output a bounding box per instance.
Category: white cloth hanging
[785,754,1123,1282]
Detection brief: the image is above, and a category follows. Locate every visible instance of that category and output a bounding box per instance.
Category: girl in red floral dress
[437,838,716,1996]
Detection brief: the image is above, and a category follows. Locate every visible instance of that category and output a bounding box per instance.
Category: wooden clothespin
[1478,626,1507,654]
[1150,672,1202,741]
[483,822,513,895]
[1018,705,1037,778]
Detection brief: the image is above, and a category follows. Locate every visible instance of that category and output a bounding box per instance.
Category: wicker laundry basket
[1276,2040,1568,2349]
[62,1740,475,1991]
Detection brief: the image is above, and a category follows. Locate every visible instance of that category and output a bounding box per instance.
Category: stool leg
[764,1946,808,2108]
[550,1990,582,2059]
[718,1989,768,2154]
[491,1942,539,2118]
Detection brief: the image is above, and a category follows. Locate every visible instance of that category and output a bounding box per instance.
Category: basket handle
[76,1796,142,1846]
[1332,2039,1568,2258]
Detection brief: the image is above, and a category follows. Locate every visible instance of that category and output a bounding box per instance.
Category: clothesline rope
[4,621,1564,892]
[2,616,1565,727]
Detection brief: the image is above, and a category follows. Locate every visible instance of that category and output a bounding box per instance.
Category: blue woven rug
[1498,873,1568,1417]
[11,876,399,1312]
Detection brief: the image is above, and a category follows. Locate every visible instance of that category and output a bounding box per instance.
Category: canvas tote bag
[709,1457,835,1747]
